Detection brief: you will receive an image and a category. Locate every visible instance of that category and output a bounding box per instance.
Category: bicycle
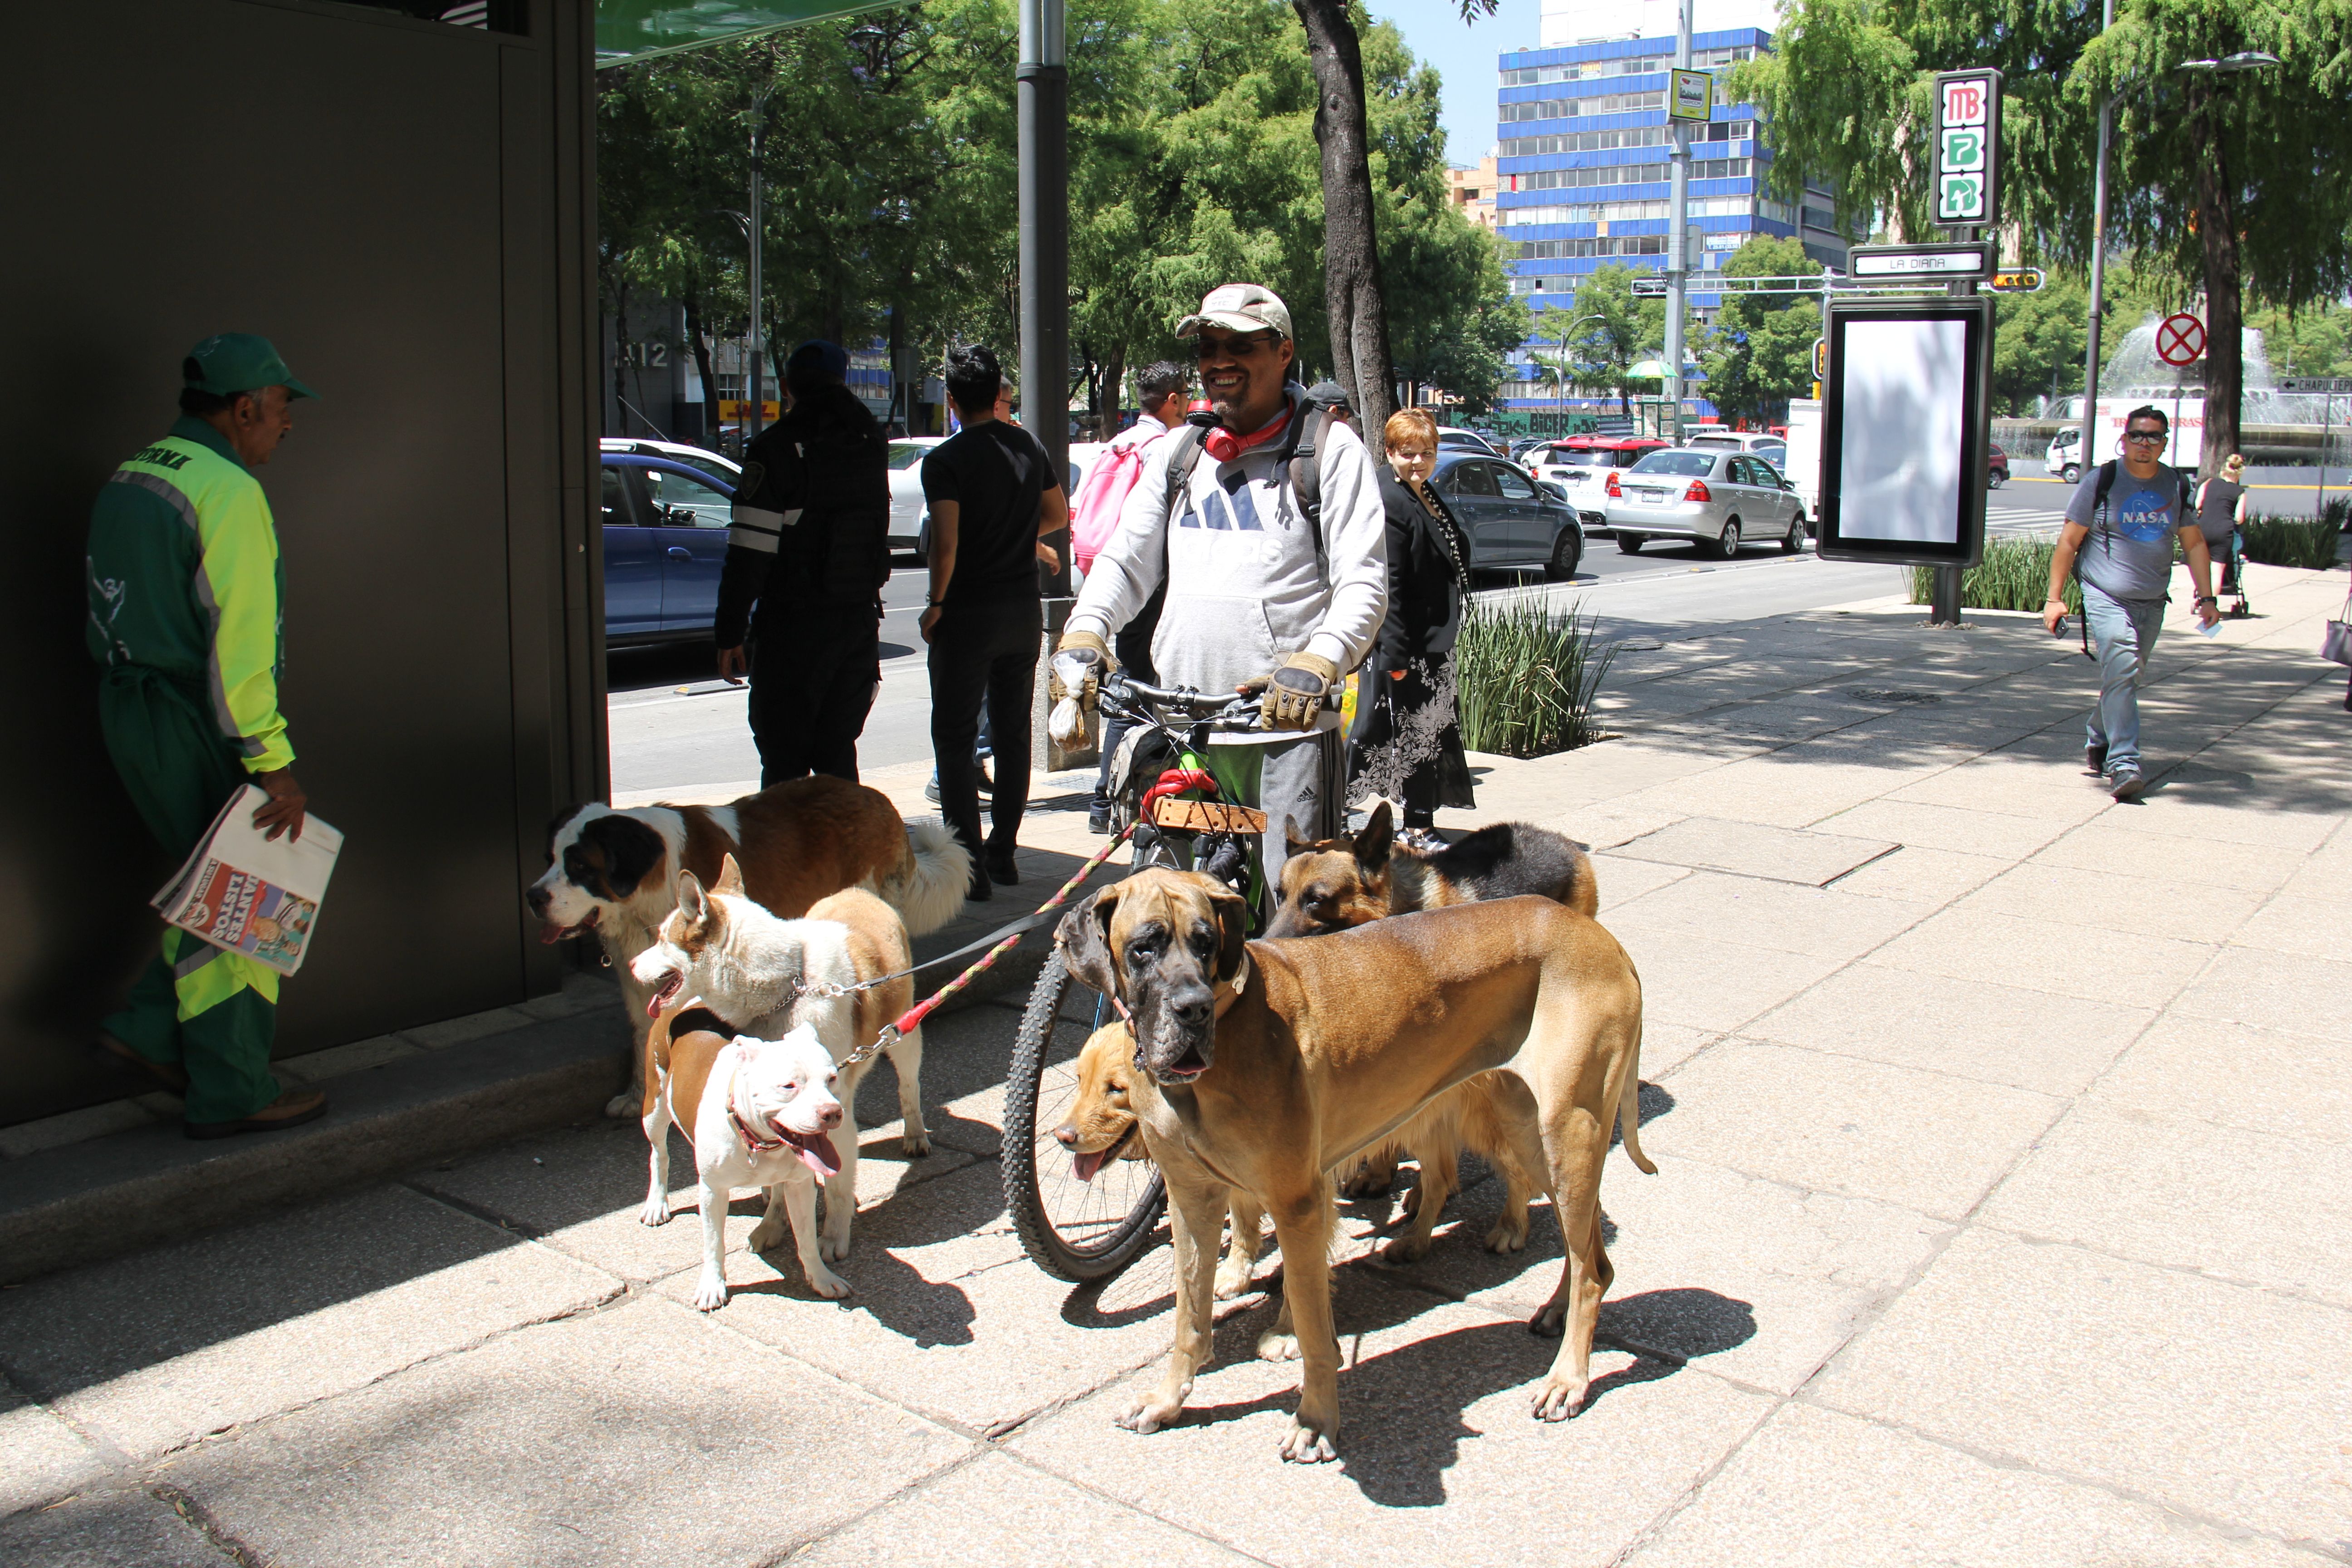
[1001,674,1265,1282]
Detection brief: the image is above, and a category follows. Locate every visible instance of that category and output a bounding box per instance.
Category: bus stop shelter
[0,0,891,1127]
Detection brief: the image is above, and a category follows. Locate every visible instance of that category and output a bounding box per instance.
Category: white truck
[1782,399,1822,525]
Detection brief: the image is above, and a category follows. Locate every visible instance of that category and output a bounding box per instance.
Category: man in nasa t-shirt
[2043,405,2220,801]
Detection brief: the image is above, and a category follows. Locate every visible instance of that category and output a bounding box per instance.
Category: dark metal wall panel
[0,0,599,1125]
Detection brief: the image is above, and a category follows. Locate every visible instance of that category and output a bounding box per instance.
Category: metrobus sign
[1934,69,2003,229]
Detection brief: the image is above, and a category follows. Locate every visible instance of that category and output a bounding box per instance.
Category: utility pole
[1661,0,1693,446]
[1018,0,1071,595]
[746,83,771,441]
[2076,0,2114,471]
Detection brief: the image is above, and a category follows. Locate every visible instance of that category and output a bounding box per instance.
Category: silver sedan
[1603,448,1808,559]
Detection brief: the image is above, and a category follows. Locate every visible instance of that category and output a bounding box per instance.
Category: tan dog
[632,857,925,1265]
[1056,867,1652,1462]
[1268,799,1600,1253]
[1058,1024,1269,1299]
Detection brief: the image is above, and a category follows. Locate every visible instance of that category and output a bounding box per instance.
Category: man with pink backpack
[1075,361,1189,833]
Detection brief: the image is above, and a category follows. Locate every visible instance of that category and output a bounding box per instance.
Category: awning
[596,1,908,68]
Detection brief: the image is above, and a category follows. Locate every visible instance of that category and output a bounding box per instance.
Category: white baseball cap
[1176,283,1293,343]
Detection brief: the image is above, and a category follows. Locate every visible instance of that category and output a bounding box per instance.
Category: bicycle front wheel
[1003,950,1166,1281]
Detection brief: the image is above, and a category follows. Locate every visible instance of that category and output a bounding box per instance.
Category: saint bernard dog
[526,774,968,1116]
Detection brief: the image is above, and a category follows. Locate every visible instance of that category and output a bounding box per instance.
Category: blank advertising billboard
[1816,297,1993,568]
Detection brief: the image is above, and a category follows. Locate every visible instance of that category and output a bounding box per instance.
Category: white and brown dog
[631,856,924,1265]
[526,774,966,1116]
[640,1009,850,1307]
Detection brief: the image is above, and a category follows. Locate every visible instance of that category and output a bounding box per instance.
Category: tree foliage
[1697,236,1822,423]
[596,0,1521,424]
[1535,265,1665,413]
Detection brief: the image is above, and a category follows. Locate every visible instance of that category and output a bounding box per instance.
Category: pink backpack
[1069,428,1161,572]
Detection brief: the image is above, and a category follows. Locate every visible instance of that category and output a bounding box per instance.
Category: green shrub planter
[2241,513,2342,570]
[1909,538,2083,614]
[1456,600,1618,759]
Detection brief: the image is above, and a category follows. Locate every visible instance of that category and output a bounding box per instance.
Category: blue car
[601,452,737,646]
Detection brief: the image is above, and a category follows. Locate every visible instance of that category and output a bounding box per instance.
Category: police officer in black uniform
[716,340,891,784]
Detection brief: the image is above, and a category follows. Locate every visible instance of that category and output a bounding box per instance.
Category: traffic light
[1813,338,1827,380]
[1989,268,2046,293]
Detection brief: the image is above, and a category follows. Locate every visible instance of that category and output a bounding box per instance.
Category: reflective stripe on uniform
[729,500,786,554]
[162,926,282,1020]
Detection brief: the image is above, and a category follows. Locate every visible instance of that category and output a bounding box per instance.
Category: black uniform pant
[749,605,881,786]
[928,597,1042,867]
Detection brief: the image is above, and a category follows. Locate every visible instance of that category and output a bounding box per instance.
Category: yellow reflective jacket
[85,417,293,772]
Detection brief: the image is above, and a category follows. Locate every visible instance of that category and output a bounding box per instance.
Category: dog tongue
[1072,1148,1105,1183]
[797,1133,842,1181]
[539,924,568,946]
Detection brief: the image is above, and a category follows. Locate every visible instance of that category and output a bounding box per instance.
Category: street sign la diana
[1933,69,2002,228]
[2156,313,2206,367]
[1848,241,1993,280]
[1989,268,2045,293]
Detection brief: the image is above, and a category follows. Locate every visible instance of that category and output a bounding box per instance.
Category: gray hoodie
[1066,401,1389,743]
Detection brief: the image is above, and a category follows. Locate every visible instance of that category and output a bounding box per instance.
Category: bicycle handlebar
[1101,675,1263,730]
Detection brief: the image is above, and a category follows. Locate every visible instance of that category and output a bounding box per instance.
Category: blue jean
[2082,582,2166,774]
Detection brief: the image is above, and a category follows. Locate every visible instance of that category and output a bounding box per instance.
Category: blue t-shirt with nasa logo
[2065,461,2191,603]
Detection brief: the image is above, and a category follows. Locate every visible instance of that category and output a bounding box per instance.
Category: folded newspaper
[152,785,344,976]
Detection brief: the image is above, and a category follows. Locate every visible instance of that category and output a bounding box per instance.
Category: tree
[2077,0,2352,472]
[1695,236,1821,424]
[1557,265,1665,413]
[1290,0,1397,431]
[1990,276,2090,414]
[1740,0,2352,475]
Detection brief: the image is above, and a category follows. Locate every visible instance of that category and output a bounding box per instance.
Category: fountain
[2101,312,2335,426]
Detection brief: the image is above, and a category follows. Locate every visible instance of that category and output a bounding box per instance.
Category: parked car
[1427,450,1585,581]
[1523,436,1670,530]
[1685,429,1790,470]
[600,436,740,486]
[1437,426,1503,457]
[603,452,739,647]
[1988,442,2010,488]
[1603,448,1808,559]
[887,437,945,553]
[2045,426,2082,483]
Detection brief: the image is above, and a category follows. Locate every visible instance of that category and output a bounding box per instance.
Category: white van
[2044,426,2083,483]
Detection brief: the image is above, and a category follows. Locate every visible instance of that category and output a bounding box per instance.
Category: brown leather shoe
[99,1033,189,1093]
[185,1087,329,1141]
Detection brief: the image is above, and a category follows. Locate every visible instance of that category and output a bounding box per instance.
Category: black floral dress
[1348,466,1476,825]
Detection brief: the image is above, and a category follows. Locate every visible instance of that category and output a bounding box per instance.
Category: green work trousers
[98,665,281,1123]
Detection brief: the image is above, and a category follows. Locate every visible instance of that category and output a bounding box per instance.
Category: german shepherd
[1265,799,1597,939]
[1266,799,1605,1246]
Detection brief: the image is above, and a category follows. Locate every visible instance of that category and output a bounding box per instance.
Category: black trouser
[748,605,880,786]
[1093,583,1165,811]
[928,597,1042,865]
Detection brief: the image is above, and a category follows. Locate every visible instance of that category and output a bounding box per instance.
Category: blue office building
[1490,27,1858,417]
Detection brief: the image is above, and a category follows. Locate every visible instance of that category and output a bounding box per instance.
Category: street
[607,549,1908,799]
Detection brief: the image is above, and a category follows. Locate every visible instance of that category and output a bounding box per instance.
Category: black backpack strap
[1271,392,1330,560]
[1161,423,1209,514]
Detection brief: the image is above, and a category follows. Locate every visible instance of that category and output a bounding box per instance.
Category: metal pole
[746,86,769,440]
[1662,0,1693,446]
[1018,0,1071,596]
[1931,229,1982,627]
[2077,0,2115,473]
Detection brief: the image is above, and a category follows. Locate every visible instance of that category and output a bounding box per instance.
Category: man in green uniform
[86,334,329,1138]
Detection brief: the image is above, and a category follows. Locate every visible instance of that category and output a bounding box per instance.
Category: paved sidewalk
[6,561,2350,1567]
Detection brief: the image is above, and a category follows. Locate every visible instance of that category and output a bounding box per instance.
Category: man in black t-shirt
[919,345,1068,900]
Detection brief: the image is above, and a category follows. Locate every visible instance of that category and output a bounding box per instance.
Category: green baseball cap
[181,333,319,401]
